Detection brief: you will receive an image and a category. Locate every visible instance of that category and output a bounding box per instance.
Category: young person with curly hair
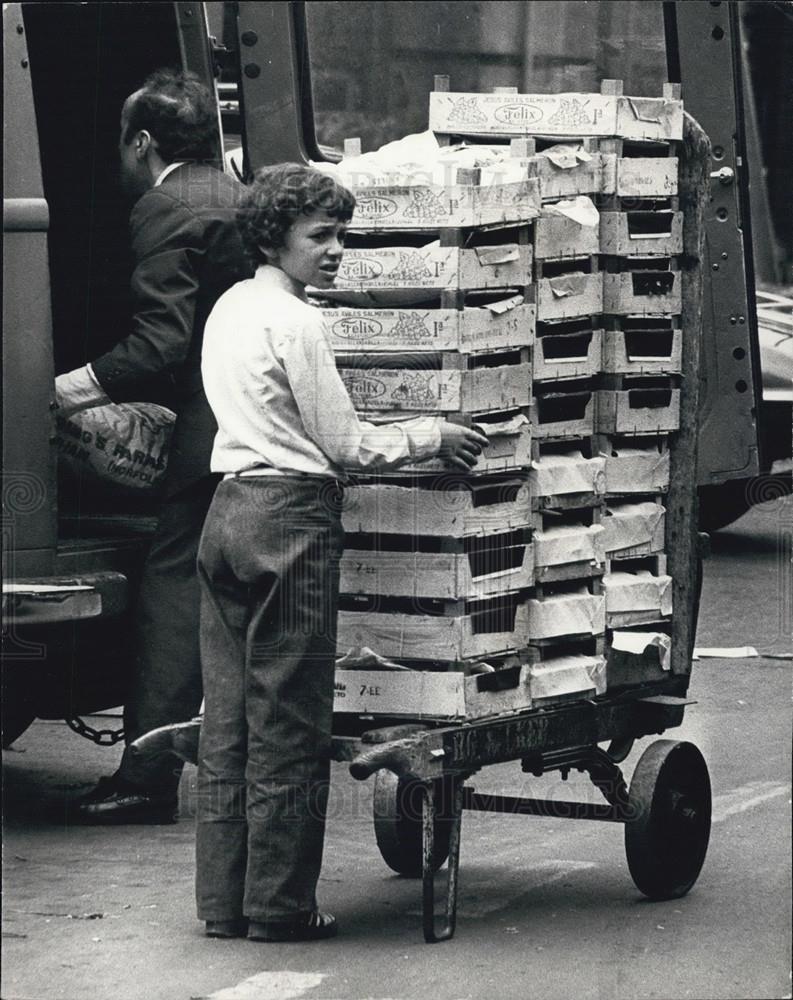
[196,163,487,942]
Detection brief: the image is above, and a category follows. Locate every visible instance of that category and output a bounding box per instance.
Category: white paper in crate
[530,451,606,497]
[527,587,606,638]
[534,523,605,568]
[542,196,600,228]
[601,502,665,556]
[611,631,672,671]
[530,655,607,702]
[604,445,670,495]
[603,571,673,615]
[316,131,530,188]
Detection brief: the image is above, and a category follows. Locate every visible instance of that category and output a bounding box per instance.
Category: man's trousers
[118,475,219,796]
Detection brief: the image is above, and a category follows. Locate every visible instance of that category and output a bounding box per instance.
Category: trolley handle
[349,739,419,780]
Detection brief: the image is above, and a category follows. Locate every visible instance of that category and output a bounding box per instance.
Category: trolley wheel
[373,770,452,878]
[625,739,711,900]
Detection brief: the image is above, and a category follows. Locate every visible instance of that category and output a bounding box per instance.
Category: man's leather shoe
[73,775,178,825]
[247,910,338,942]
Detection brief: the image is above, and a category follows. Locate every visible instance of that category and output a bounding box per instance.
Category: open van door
[666,1,771,529]
[2,1,223,749]
[3,3,57,581]
[174,0,225,166]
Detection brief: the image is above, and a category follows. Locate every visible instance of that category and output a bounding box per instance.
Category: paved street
[3,498,791,1000]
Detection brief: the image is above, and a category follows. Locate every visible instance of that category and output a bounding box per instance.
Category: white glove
[55,364,110,417]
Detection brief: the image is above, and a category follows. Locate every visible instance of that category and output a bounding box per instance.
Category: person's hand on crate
[438,421,489,469]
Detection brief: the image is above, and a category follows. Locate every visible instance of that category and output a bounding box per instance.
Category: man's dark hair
[122,69,218,162]
[236,163,356,266]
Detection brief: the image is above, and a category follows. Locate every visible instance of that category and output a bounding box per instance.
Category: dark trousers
[118,476,218,795]
[194,476,343,923]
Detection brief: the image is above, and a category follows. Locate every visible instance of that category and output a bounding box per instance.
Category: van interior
[23,2,184,530]
[12,4,191,715]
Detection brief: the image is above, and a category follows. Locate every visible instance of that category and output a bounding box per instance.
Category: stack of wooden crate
[315,78,686,720]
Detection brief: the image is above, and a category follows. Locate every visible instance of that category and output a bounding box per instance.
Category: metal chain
[66,716,125,746]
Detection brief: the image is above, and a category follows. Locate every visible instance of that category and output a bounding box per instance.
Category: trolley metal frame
[332,685,697,942]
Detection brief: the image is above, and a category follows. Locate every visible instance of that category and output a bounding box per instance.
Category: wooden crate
[534,208,600,260]
[532,384,596,440]
[344,177,541,230]
[503,138,615,199]
[321,243,533,305]
[597,383,681,435]
[603,441,670,495]
[438,138,616,200]
[613,156,678,199]
[526,585,606,640]
[322,298,535,353]
[529,450,606,501]
[606,629,671,689]
[604,567,673,627]
[601,320,682,376]
[534,324,602,381]
[430,89,620,138]
[601,500,666,558]
[533,523,605,582]
[332,663,537,721]
[429,86,682,142]
[602,264,681,315]
[395,409,532,475]
[528,654,607,705]
[339,529,534,601]
[531,149,615,201]
[336,593,531,662]
[616,95,683,143]
[341,476,532,538]
[337,352,531,414]
[600,210,683,257]
[536,271,603,321]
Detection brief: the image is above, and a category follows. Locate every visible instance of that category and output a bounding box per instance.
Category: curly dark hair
[236,163,356,266]
[122,69,218,163]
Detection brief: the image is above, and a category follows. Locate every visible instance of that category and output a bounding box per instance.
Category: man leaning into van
[56,69,252,823]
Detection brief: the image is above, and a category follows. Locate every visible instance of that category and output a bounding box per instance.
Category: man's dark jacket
[91,163,252,497]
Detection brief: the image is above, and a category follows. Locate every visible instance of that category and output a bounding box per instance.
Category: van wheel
[2,704,36,748]
[697,480,752,532]
[2,673,37,748]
